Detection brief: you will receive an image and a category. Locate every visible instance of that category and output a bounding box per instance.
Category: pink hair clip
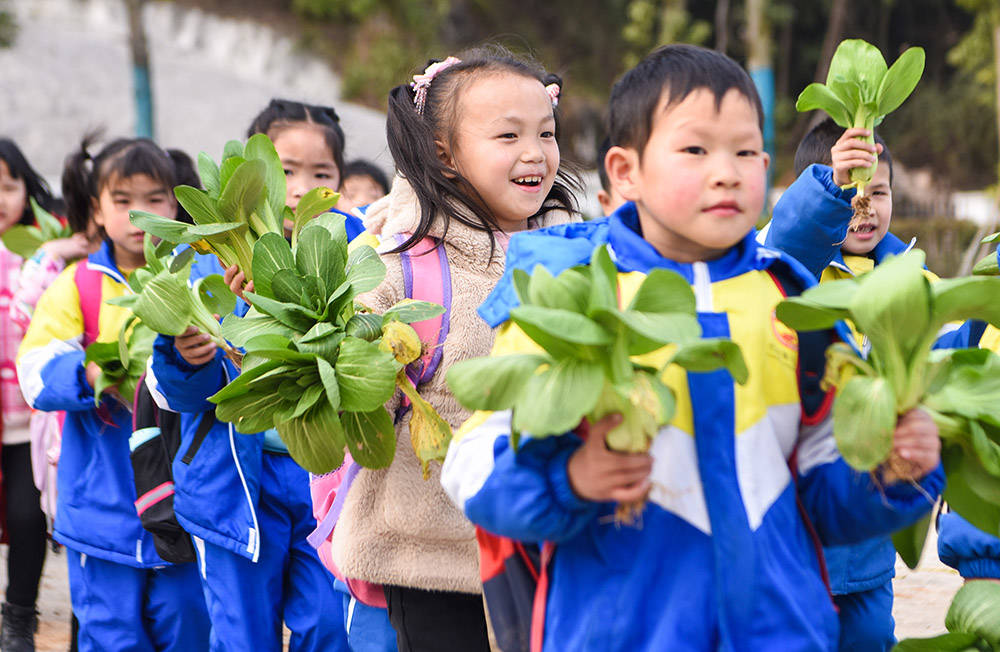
[411,56,462,115]
[545,83,561,107]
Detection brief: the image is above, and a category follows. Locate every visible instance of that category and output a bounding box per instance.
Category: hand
[881,408,941,484]
[41,233,95,262]
[223,265,253,300]
[85,361,124,404]
[567,414,654,503]
[174,326,217,366]
[831,128,884,187]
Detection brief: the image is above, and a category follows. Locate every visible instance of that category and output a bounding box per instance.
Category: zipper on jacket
[692,262,713,312]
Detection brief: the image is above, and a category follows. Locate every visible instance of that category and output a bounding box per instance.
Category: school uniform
[17,241,210,652]
[441,205,944,651]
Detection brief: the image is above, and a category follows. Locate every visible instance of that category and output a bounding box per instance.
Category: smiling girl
[327,46,581,652]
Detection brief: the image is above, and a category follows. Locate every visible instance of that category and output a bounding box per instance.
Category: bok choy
[129,134,339,282]
[208,213,450,476]
[796,39,924,229]
[776,250,1000,561]
[446,245,748,523]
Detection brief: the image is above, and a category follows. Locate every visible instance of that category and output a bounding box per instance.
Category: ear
[605,145,641,202]
[435,140,458,179]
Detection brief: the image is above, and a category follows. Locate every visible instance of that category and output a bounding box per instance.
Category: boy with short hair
[765,118,905,652]
[764,117,902,283]
[337,159,390,214]
[441,44,943,651]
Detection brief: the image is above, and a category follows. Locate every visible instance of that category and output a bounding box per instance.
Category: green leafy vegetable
[106,234,240,363]
[1,198,74,259]
[796,39,925,227]
[84,315,155,407]
[129,134,340,282]
[777,249,1000,562]
[894,580,1000,650]
[446,244,749,522]
[208,214,449,476]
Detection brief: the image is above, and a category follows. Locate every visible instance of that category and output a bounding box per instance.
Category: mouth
[703,201,741,215]
[512,175,544,188]
[849,222,878,235]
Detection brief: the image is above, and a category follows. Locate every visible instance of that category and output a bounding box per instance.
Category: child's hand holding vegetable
[223,264,253,300]
[831,128,882,188]
[567,414,654,504]
[174,325,218,367]
[881,408,940,484]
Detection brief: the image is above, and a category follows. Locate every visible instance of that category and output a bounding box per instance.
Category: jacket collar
[85,240,128,285]
[607,202,772,284]
[829,231,913,274]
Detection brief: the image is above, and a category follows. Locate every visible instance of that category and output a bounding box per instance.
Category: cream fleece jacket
[331,177,578,593]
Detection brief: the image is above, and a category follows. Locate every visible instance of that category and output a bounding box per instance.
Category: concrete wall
[1,0,391,189]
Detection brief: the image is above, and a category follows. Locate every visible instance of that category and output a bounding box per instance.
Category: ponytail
[61,134,99,234]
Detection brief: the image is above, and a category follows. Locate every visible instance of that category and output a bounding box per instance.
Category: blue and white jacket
[17,242,170,567]
[441,204,944,652]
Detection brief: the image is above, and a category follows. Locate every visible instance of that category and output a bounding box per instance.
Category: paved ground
[0,528,964,651]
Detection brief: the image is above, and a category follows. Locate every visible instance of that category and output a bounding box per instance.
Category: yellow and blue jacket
[766,164,975,597]
[17,241,168,567]
[441,203,944,652]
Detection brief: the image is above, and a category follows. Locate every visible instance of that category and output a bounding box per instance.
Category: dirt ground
[0,528,964,651]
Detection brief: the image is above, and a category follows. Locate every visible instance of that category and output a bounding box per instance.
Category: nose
[711,154,741,188]
[520,136,545,164]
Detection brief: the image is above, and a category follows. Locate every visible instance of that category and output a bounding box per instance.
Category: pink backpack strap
[394,234,451,388]
[74,261,103,348]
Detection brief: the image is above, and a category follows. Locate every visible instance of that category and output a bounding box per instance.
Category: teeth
[514,176,542,185]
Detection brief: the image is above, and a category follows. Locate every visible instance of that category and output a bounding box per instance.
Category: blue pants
[834,581,895,652]
[193,453,348,652]
[342,591,397,652]
[65,549,210,652]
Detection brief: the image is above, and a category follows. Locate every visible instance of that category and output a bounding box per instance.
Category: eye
[682,146,706,155]
[499,133,517,140]
[540,130,555,139]
[283,168,293,176]
[737,149,759,157]
[872,189,889,196]
[315,173,332,180]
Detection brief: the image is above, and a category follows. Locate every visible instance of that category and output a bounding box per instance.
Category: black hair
[608,44,764,155]
[386,43,581,255]
[794,117,893,185]
[167,149,200,224]
[342,159,390,196]
[247,99,346,185]
[596,136,612,194]
[0,138,58,226]
[61,132,181,234]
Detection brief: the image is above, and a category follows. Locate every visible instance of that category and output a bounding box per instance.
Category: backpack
[308,234,451,607]
[128,377,212,564]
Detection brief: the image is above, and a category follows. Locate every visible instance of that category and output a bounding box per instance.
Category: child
[440,44,944,651]
[147,99,354,652]
[16,136,210,651]
[765,118,967,651]
[325,47,580,652]
[0,137,69,650]
[337,159,390,214]
[595,137,626,217]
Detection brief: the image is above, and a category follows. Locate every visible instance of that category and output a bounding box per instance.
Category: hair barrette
[411,56,462,115]
[545,83,561,107]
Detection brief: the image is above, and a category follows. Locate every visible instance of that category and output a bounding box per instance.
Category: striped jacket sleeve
[794,407,945,546]
[441,323,601,543]
[16,265,94,412]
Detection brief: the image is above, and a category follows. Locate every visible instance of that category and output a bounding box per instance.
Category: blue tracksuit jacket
[442,205,944,652]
